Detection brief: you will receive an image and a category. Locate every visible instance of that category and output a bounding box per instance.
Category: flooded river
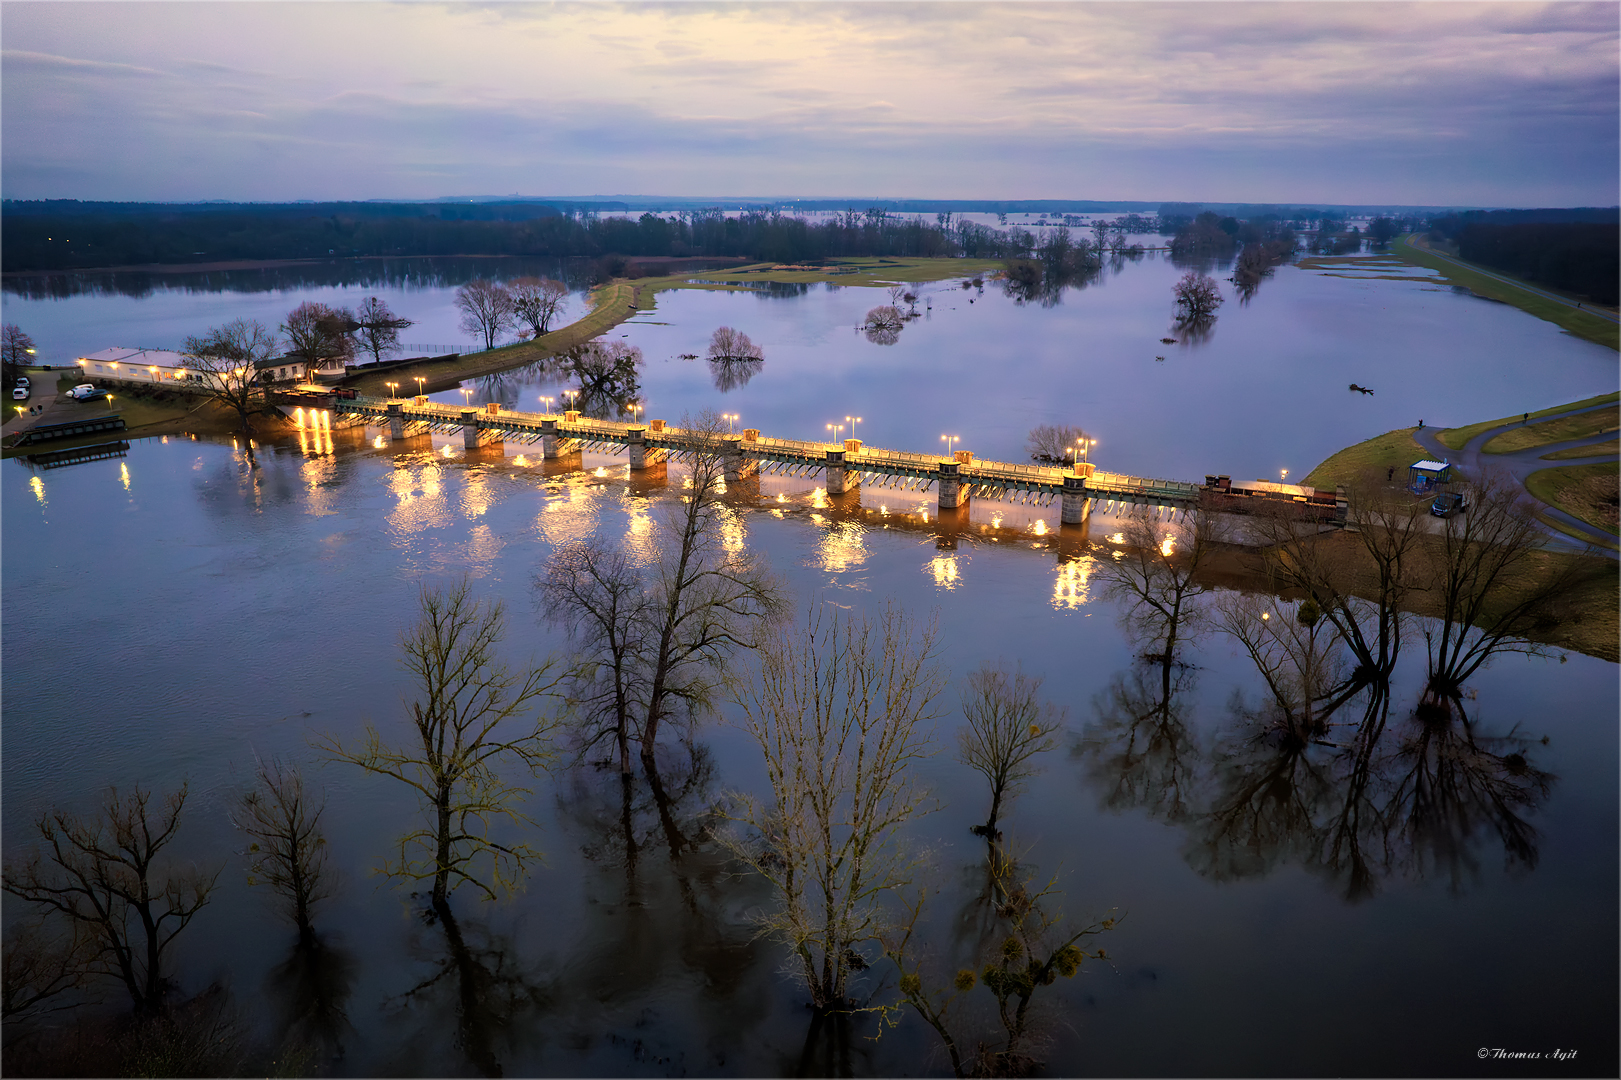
[3,255,1616,1076]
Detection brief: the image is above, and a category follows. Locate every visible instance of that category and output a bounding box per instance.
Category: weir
[314,394,1338,524]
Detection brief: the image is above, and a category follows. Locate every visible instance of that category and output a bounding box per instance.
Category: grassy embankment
[1302,427,1429,490]
[1437,392,1619,452]
[1525,462,1621,539]
[1479,405,1619,455]
[1544,439,1619,461]
[1392,235,1619,351]
[346,257,1001,398]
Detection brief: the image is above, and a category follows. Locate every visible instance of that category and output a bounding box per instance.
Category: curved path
[1399,236,1620,325]
[1418,401,1619,555]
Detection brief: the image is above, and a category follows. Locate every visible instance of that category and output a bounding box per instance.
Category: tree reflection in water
[709,356,764,392]
[264,935,358,1067]
[549,740,769,1074]
[386,900,550,1078]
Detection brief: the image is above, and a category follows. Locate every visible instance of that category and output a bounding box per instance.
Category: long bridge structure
[312,394,1320,524]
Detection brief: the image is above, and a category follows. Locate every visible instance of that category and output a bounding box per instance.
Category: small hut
[1407,458,1452,492]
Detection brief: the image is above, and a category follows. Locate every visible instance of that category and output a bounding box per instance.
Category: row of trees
[452,277,569,351]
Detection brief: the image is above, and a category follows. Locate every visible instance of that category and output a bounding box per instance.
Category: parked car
[68,384,100,400]
[15,376,30,389]
[1430,492,1467,517]
[12,385,29,401]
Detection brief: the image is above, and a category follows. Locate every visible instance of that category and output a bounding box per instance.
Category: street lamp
[1280,468,1289,484]
[414,377,426,398]
[539,395,555,414]
[564,388,579,410]
[386,381,398,399]
[827,422,844,444]
[628,403,643,424]
[724,412,739,434]
[461,388,472,408]
[845,415,863,442]
[941,434,959,457]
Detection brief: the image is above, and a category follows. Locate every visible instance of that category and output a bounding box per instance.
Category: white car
[11,385,29,401]
[68,384,97,400]
[15,376,29,389]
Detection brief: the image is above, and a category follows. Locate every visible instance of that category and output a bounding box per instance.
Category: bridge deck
[330,396,1202,505]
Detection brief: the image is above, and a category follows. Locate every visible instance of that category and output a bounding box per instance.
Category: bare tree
[509,277,568,339]
[3,917,95,1028]
[1098,506,1220,663]
[317,579,563,906]
[2,323,37,381]
[724,601,947,1011]
[281,302,356,379]
[549,339,644,417]
[2,784,218,1013]
[353,296,413,366]
[181,319,280,436]
[1172,271,1223,323]
[957,663,1063,840]
[1024,424,1091,466]
[236,760,334,946]
[706,326,764,362]
[539,413,783,780]
[1422,468,1605,700]
[885,856,1116,1078]
[863,305,905,345]
[456,280,515,351]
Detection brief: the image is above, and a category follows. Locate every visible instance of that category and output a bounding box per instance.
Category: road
[1414,400,1618,556]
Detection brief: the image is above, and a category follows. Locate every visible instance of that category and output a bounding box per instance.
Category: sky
[2,1,1617,207]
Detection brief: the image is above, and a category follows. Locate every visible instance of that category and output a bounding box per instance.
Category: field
[1480,406,1618,455]
[1525,461,1621,537]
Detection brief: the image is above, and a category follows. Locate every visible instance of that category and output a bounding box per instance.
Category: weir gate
[304,395,1337,525]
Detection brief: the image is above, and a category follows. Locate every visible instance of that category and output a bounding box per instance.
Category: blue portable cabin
[1408,458,1452,492]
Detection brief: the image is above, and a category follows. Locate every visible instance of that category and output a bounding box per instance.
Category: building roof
[1410,459,1451,473]
[78,347,188,368]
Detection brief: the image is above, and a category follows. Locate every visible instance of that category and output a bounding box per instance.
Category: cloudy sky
[3,1,1616,207]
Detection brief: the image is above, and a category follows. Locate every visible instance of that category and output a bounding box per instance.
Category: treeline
[1428,209,1619,305]
[8,202,1065,272]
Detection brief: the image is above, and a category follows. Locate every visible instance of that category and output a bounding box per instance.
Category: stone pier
[1061,467,1093,525]
[823,448,860,495]
[386,401,406,441]
[722,435,758,481]
[461,409,502,449]
[625,426,666,470]
[937,460,966,510]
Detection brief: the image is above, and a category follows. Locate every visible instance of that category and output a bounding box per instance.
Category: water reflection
[709,356,764,392]
[265,936,358,1067]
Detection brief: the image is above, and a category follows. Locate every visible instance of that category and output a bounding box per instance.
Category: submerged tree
[538,413,782,779]
[236,759,334,946]
[863,305,905,345]
[2,784,218,1014]
[1172,271,1223,324]
[956,663,1063,840]
[725,601,947,1011]
[318,579,564,906]
[706,326,764,362]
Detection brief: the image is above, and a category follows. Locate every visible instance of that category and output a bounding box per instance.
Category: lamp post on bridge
[845,415,862,443]
[461,388,472,408]
[414,377,426,399]
[941,433,959,458]
[539,395,554,415]
[827,422,844,446]
[723,412,739,434]
[387,381,399,400]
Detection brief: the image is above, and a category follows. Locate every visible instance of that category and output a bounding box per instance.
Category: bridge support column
[722,435,757,482]
[461,410,502,449]
[824,449,858,495]
[625,426,665,470]
[1061,474,1090,525]
[937,461,967,510]
[386,402,406,442]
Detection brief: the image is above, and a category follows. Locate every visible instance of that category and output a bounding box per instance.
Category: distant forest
[5,201,1065,273]
[1428,208,1619,305]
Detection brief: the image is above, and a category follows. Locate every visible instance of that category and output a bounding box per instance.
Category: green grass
[1436,391,1619,451]
[1525,461,1620,538]
[1543,438,1619,461]
[1393,236,1619,351]
[1481,405,1619,454]
[1303,426,1430,489]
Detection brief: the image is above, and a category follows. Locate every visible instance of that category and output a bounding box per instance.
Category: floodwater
[3,256,1617,1077]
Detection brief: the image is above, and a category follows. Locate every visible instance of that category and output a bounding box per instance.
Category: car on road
[11,385,29,401]
[1430,492,1467,517]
